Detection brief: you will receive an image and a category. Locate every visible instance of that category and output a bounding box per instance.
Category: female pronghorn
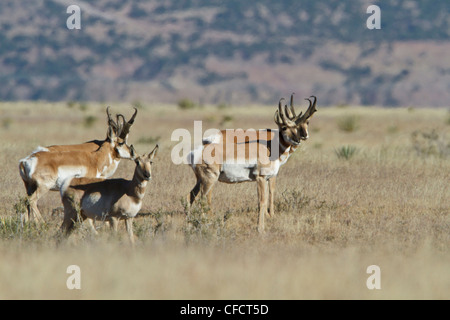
[18,108,137,222]
[187,95,317,233]
[60,144,158,244]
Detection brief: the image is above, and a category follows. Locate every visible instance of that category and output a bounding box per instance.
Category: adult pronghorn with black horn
[18,107,138,222]
[187,94,317,233]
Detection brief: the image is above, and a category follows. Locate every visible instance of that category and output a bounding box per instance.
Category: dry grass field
[0,101,449,300]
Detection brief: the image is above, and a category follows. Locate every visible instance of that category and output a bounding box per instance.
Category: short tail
[187,145,204,168]
[19,159,37,196]
[19,160,29,181]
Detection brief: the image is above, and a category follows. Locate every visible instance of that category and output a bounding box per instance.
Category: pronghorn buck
[43,107,137,153]
[60,144,159,244]
[18,108,137,222]
[187,95,317,233]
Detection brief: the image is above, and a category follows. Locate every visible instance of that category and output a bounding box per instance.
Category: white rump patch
[32,146,49,154]
[187,145,204,169]
[202,133,221,145]
[19,156,38,180]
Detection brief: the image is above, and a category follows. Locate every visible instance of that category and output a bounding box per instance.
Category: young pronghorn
[60,144,159,244]
[187,95,317,233]
[18,108,137,222]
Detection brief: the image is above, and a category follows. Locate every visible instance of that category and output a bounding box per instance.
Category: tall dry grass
[0,102,449,299]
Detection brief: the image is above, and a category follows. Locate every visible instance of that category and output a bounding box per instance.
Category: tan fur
[60,145,158,245]
[188,95,317,233]
[18,108,137,223]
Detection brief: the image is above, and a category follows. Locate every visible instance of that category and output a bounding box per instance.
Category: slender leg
[27,185,47,223]
[256,177,268,233]
[85,217,98,235]
[188,181,201,206]
[61,198,78,236]
[199,172,218,214]
[109,216,119,232]
[187,165,219,215]
[125,218,135,245]
[206,184,214,207]
[268,176,276,217]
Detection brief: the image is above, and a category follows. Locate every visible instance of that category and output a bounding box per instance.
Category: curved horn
[278,97,295,126]
[106,106,116,127]
[297,96,318,123]
[116,114,126,137]
[306,95,318,118]
[274,109,282,126]
[278,98,287,124]
[128,107,138,125]
[289,93,296,119]
[118,107,138,139]
[106,106,122,136]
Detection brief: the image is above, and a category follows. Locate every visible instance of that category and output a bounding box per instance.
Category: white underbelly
[81,193,110,219]
[219,163,257,183]
[54,166,88,190]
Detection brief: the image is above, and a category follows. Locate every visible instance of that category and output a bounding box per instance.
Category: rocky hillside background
[0,0,449,107]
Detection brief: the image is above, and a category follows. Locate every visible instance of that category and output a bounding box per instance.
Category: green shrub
[337,115,360,132]
[411,130,450,158]
[83,115,97,128]
[335,145,358,160]
[177,98,196,110]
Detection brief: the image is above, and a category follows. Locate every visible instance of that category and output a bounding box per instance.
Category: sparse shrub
[132,211,172,240]
[337,115,360,132]
[335,145,358,160]
[182,198,225,244]
[217,102,229,110]
[411,130,450,158]
[220,115,233,125]
[13,196,29,219]
[66,101,76,108]
[177,98,196,110]
[83,115,98,128]
[2,117,12,129]
[0,197,50,241]
[275,189,312,213]
[137,136,160,145]
[79,102,89,111]
[387,125,399,134]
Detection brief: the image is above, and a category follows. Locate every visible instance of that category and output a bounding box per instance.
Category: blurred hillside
[0,0,449,106]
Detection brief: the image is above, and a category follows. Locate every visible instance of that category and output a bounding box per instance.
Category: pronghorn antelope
[18,108,137,222]
[60,144,159,244]
[41,107,137,153]
[187,95,317,233]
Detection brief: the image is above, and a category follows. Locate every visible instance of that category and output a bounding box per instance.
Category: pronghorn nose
[141,171,151,180]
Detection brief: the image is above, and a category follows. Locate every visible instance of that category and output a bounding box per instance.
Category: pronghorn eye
[281,127,287,131]
[307,121,310,125]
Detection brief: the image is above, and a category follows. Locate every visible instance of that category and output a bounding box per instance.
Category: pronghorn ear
[148,144,159,160]
[130,144,137,161]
